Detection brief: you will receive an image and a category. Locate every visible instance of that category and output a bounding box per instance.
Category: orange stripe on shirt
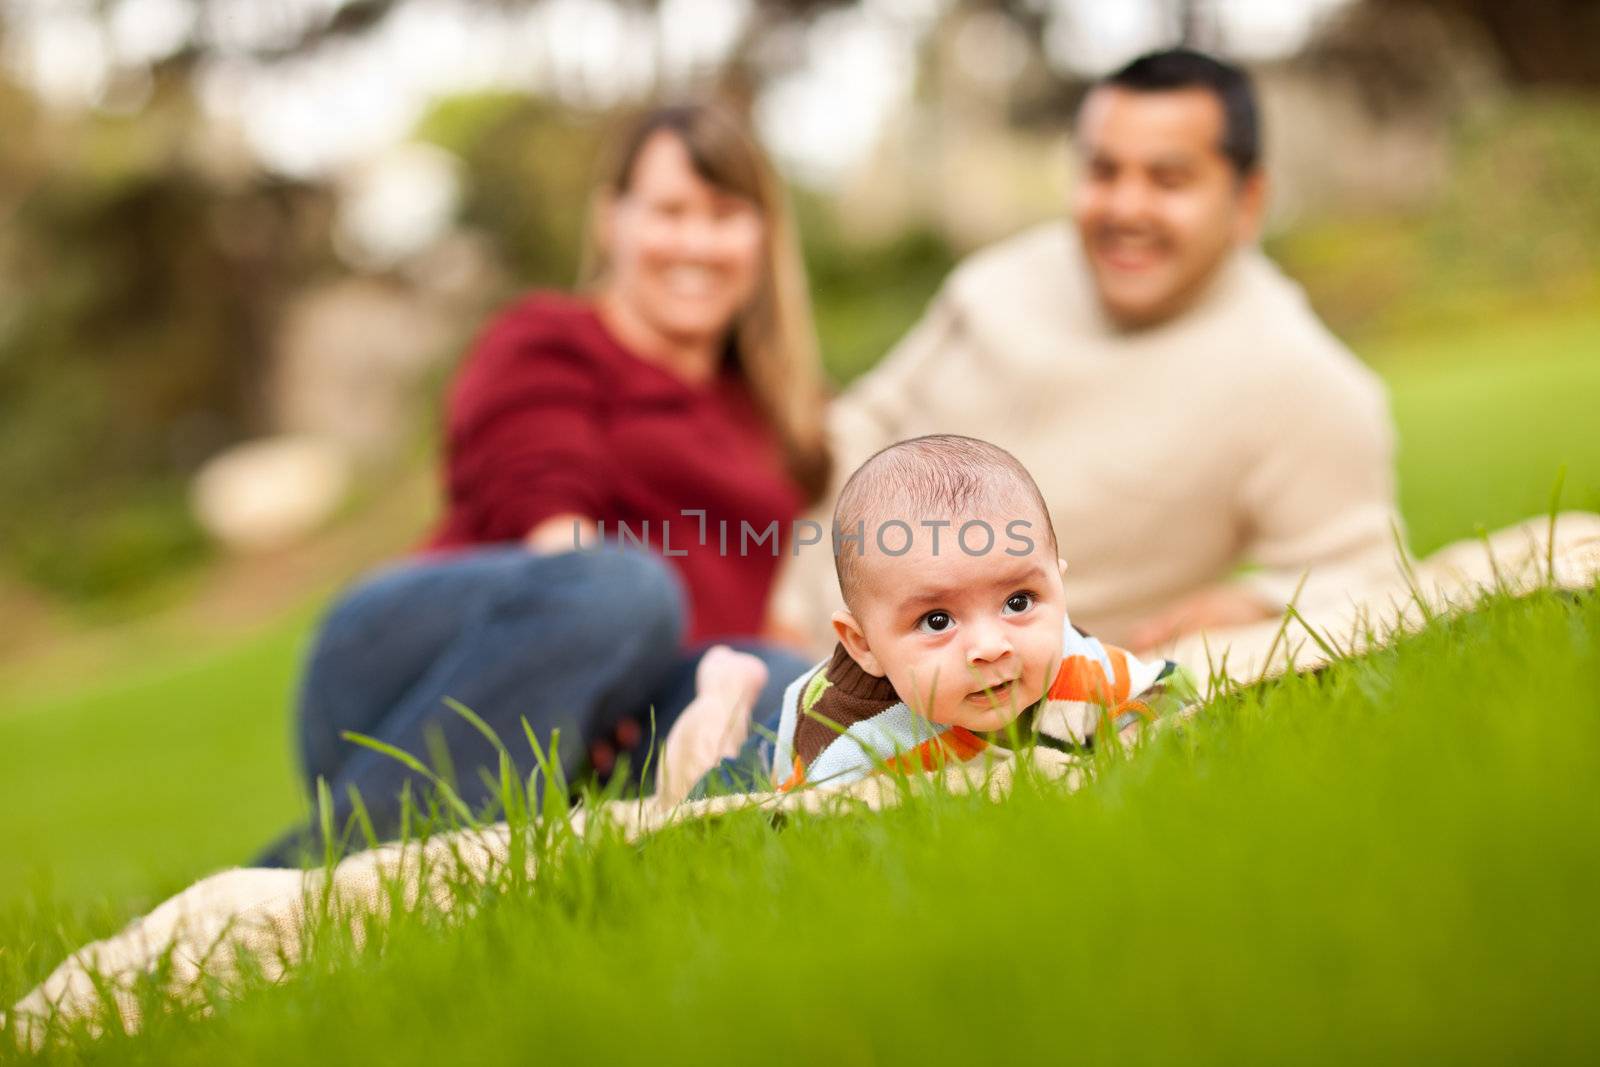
[882,738,944,775]
[1049,655,1114,705]
[1110,698,1153,722]
[1108,646,1132,702]
[777,754,807,792]
[940,726,989,761]
[879,728,989,776]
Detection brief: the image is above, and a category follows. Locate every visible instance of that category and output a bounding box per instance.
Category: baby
[656,435,1196,802]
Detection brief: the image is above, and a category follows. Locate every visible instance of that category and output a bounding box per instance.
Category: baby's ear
[831,610,886,677]
[1057,557,1070,580]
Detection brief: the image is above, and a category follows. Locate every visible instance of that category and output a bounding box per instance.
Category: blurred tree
[0,61,338,600]
[1327,0,1600,93]
[1416,0,1600,87]
[415,93,603,288]
[73,0,858,96]
[1267,93,1600,339]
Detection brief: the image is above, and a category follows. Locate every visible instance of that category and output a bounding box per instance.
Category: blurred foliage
[797,198,955,386]
[416,93,604,290]
[1435,97,1600,286]
[1270,96,1600,340]
[1340,0,1600,90]
[0,68,338,601]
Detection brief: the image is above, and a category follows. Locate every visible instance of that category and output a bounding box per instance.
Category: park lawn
[1375,307,1600,554]
[0,305,1597,1055]
[4,587,1598,1062]
[0,613,311,913]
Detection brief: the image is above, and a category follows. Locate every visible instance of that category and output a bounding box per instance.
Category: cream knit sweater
[771,222,1400,650]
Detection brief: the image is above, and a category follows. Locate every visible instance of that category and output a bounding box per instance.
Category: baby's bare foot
[694,644,769,704]
[656,646,769,807]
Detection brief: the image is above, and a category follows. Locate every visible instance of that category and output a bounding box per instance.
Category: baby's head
[830,435,1067,732]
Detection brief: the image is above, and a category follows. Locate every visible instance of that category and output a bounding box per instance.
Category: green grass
[1,307,1597,1060]
[0,613,309,910]
[1378,307,1600,554]
[6,588,1598,1062]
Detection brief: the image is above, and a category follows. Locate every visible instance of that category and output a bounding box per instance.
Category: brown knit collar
[825,643,900,702]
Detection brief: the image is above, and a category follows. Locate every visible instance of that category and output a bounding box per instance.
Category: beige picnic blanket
[11,513,1599,1046]
[1163,512,1600,685]
[8,749,1081,1047]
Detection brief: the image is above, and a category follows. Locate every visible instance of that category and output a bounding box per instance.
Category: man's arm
[1125,359,1399,652]
[1234,354,1402,615]
[1125,582,1280,653]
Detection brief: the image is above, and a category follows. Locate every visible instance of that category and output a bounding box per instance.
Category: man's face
[832,511,1068,733]
[1072,85,1264,329]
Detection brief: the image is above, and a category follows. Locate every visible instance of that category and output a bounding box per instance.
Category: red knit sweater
[424,292,806,645]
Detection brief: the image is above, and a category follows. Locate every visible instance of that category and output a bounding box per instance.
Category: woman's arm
[443,306,612,545]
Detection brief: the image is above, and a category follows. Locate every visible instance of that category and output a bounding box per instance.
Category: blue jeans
[256,543,809,866]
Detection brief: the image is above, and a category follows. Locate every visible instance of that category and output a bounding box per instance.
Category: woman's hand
[525,514,599,554]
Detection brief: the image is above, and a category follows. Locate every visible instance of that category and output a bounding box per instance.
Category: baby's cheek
[924,679,963,723]
[899,654,952,708]
[886,664,934,716]
[1025,642,1060,688]
[918,679,967,726]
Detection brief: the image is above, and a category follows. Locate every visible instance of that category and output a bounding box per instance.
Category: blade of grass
[340,731,475,824]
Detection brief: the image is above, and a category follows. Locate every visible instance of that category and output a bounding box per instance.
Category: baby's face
[836,511,1067,732]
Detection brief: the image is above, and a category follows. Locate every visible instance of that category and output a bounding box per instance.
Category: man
[771,48,1400,654]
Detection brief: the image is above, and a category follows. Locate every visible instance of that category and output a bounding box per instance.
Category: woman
[259,102,830,864]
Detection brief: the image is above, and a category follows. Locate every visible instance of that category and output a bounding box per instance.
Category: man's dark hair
[1097,48,1260,176]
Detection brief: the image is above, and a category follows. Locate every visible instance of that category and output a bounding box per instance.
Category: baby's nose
[965,625,1013,664]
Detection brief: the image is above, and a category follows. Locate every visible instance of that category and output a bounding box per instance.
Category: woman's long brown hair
[577,101,832,503]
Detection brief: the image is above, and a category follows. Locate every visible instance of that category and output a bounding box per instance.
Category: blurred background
[2,0,1598,909]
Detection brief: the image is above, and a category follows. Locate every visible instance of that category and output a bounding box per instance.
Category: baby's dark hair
[833,434,1057,608]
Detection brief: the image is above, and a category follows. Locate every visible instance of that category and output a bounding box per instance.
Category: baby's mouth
[969,679,1021,703]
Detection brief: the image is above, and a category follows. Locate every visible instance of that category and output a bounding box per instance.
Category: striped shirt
[772,617,1195,791]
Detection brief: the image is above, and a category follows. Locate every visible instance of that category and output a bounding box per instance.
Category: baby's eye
[917,611,954,635]
[1002,591,1035,615]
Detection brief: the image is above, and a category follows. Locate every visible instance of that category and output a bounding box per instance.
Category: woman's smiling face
[602,130,765,350]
